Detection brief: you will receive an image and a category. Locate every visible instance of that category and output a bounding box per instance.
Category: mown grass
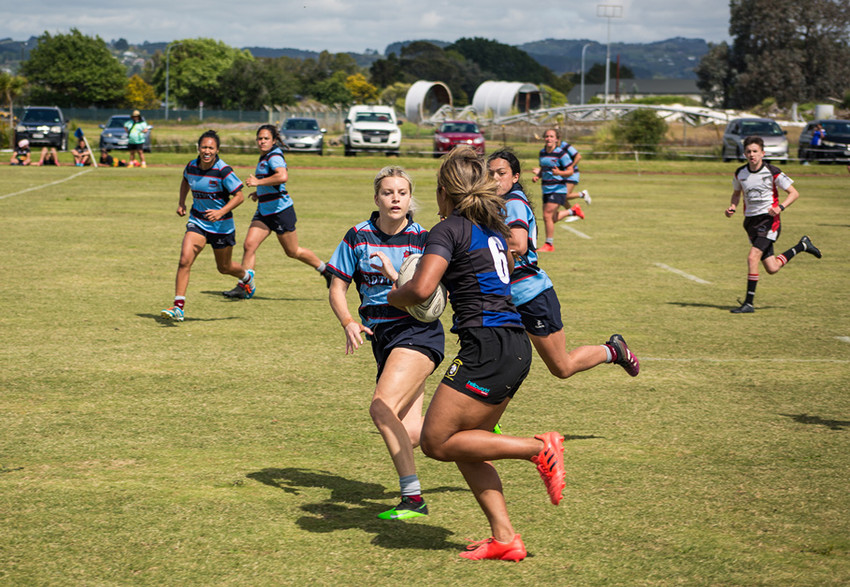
[1,155,848,586]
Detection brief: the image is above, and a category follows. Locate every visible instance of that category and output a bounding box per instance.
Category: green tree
[312,71,352,104]
[579,62,635,84]
[699,0,850,108]
[217,57,298,109]
[151,39,252,109]
[125,74,159,109]
[695,42,733,107]
[614,108,668,155]
[21,29,127,107]
[0,72,27,117]
[345,73,379,103]
[369,53,403,88]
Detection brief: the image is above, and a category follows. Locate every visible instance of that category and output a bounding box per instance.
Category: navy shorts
[253,206,297,234]
[542,191,567,206]
[744,214,781,259]
[517,287,564,336]
[371,318,445,381]
[186,222,236,249]
[128,143,144,152]
[442,327,532,405]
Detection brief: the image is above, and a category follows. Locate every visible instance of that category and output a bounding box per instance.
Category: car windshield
[285,119,319,131]
[440,123,479,133]
[739,121,783,136]
[106,117,131,129]
[23,109,61,123]
[355,113,391,123]
[823,121,850,135]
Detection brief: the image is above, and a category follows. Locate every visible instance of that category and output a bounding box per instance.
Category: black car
[99,114,152,152]
[798,119,850,163]
[15,106,68,151]
[280,117,325,155]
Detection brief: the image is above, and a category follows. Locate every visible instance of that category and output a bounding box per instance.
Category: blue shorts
[253,206,297,234]
[186,222,236,249]
[371,318,445,381]
[517,287,564,336]
[442,327,532,405]
[542,191,567,206]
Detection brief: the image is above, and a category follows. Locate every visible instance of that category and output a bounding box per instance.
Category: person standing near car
[125,110,152,168]
[725,136,822,314]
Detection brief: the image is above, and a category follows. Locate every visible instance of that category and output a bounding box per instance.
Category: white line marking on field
[561,225,592,239]
[654,262,711,284]
[644,357,850,364]
[836,336,850,344]
[0,168,94,200]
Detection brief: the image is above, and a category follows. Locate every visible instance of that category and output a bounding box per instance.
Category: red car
[433,120,485,157]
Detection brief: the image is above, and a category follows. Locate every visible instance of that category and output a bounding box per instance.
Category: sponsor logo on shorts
[535,320,545,330]
[445,358,462,380]
[465,380,491,397]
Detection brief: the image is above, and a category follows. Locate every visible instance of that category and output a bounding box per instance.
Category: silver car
[280,118,325,155]
[99,115,152,152]
[722,118,788,163]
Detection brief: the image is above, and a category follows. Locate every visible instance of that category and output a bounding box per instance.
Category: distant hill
[518,37,709,79]
[0,36,709,80]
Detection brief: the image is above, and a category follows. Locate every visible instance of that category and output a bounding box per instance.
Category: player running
[222,124,331,299]
[327,166,444,521]
[160,130,255,322]
[488,149,639,378]
[725,136,822,314]
[387,147,565,562]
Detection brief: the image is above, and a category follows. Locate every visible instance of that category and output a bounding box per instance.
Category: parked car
[798,119,850,163]
[15,106,68,151]
[721,117,788,163]
[342,105,402,156]
[433,120,485,158]
[99,114,152,152]
[280,117,325,155]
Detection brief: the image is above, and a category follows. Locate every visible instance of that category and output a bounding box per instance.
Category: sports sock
[241,271,252,283]
[545,238,554,245]
[744,274,758,305]
[174,296,186,309]
[399,474,422,498]
[316,262,327,273]
[602,345,613,363]
[777,242,805,266]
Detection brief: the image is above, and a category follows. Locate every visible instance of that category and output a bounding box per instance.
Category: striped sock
[745,274,758,305]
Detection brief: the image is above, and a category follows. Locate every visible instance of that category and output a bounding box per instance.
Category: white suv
[342,105,402,156]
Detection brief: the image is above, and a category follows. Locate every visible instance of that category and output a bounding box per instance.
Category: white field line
[0,168,94,200]
[644,357,850,364]
[836,336,850,344]
[561,224,592,239]
[653,262,711,284]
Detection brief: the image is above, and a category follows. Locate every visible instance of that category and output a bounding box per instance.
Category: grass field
[1,152,849,586]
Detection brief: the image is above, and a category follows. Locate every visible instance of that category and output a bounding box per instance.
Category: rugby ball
[397,254,447,323]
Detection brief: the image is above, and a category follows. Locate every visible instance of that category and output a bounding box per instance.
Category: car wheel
[318,146,323,157]
[60,135,67,151]
[344,142,354,157]
[722,147,731,163]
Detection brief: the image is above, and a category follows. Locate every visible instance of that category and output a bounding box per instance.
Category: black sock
[745,274,758,305]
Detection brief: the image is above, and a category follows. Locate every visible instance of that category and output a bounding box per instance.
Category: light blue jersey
[255,146,293,216]
[539,141,580,195]
[504,185,553,305]
[327,212,428,330]
[183,156,243,234]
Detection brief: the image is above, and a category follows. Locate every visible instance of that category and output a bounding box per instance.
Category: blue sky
[3,0,731,53]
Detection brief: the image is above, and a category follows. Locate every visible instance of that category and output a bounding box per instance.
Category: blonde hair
[437,146,508,238]
[373,165,418,217]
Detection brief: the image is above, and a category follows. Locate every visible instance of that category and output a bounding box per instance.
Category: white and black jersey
[732,162,793,217]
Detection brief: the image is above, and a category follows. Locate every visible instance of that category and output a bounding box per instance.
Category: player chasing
[327,166,444,520]
[532,128,590,252]
[160,130,255,322]
[387,147,566,562]
[725,136,822,314]
[488,149,639,378]
[222,124,332,299]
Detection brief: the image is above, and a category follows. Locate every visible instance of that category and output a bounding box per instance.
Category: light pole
[580,43,591,105]
[597,4,623,105]
[165,42,183,121]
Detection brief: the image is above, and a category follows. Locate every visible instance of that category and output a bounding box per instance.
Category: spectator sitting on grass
[37,146,60,166]
[72,138,92,166]
[10,139,31,165]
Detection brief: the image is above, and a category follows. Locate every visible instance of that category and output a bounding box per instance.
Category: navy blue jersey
[424,211,523,332]
[254,146,293,215]
[504,184,553,305]
[327,212,429,330]
[183,156,243,234]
